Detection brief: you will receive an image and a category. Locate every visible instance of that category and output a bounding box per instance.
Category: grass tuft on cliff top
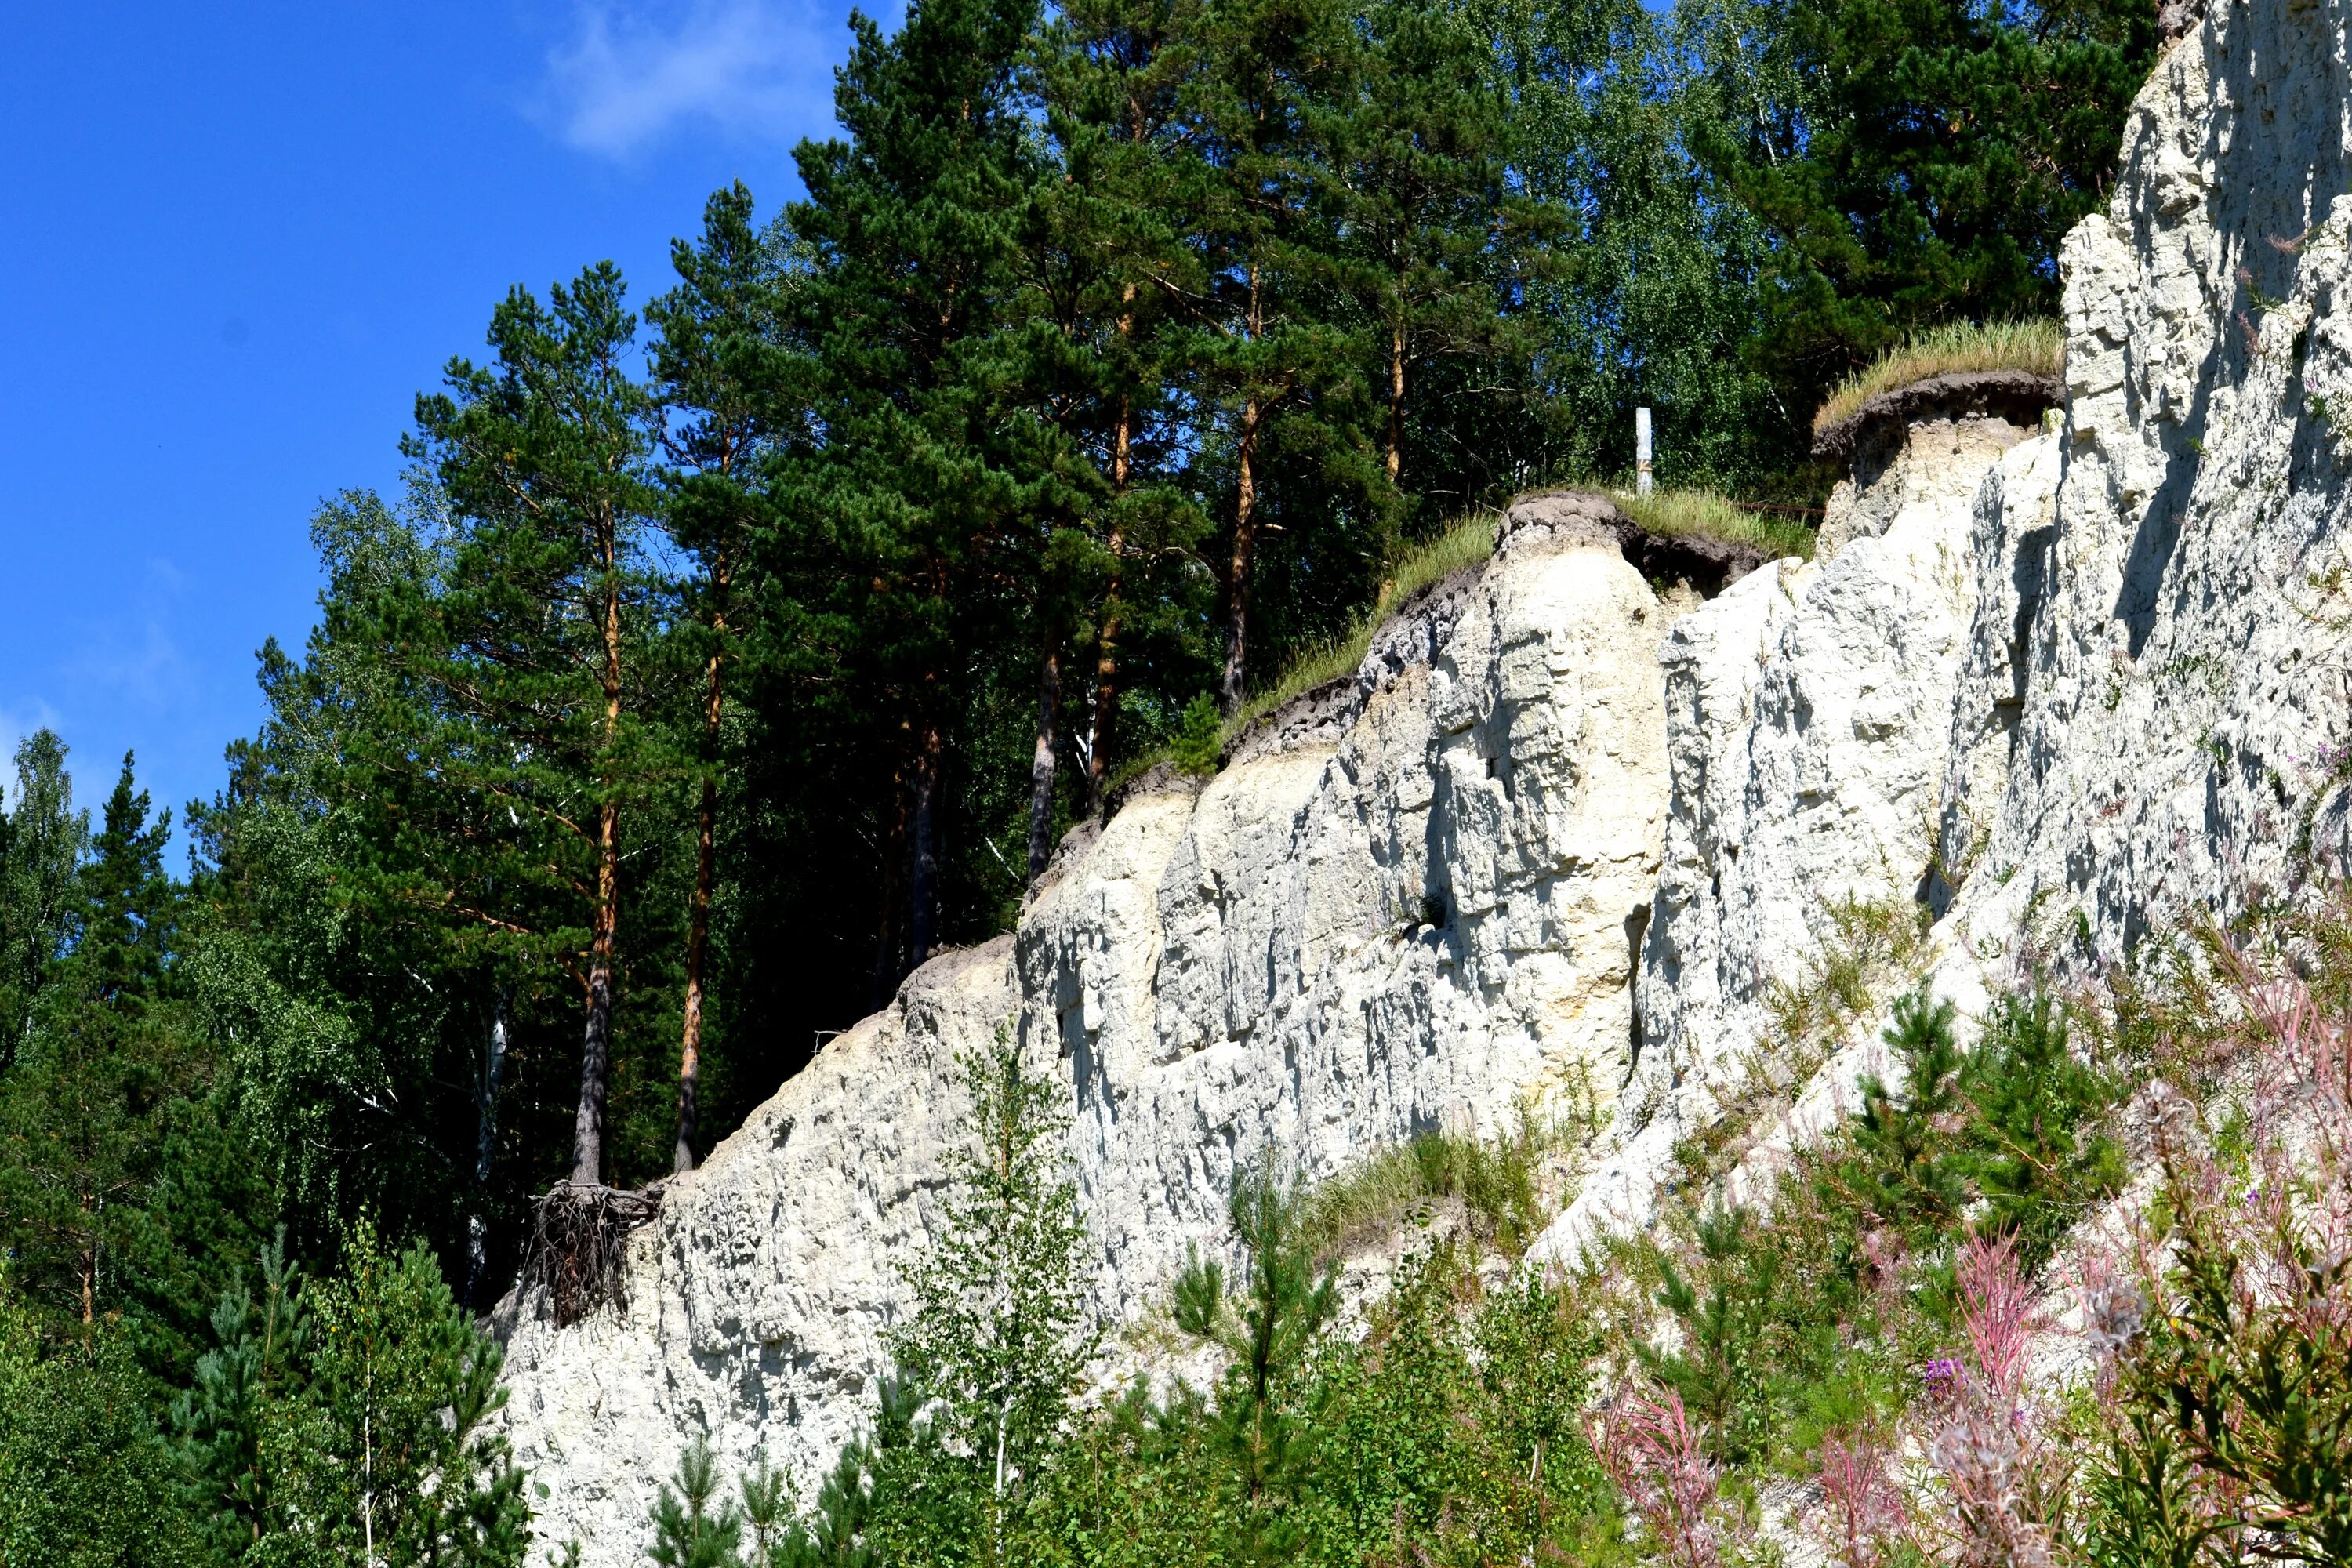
[1610,486,1817,562]
[1228,509,1501,735]
[1105,510,1502,795]
[1811,317,2065,440]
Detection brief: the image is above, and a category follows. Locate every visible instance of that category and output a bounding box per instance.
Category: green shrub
[1303,1110,1570,1261]
[0,1301,194,1568]
[1630,982,2125,1478]
[1955,993,2125,1265]
[1170,695,1225,777]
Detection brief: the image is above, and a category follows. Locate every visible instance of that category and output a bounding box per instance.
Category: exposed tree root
[523,1181,662,1328]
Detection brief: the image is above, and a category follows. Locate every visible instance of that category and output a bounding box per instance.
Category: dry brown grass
[1811,319,2065,441]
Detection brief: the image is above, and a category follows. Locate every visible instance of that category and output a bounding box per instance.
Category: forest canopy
[0,0,2153,1555]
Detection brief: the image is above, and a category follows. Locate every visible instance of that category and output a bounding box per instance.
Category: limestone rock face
[1539,0,2352,1260]
[1941,0,2352,966]
[1817,409,2045,559]
[1548,422,2041,1250]
[492,942,1017,1548]
[498,525,1671,1562]
[504,2,2352,1549]
[1029,521,1673,1341]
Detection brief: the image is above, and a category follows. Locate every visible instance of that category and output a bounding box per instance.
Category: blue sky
[0,1,868,859]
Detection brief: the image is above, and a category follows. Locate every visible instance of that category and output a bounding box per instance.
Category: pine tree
[1331,0,1534,500]
[0,754,187,1337]
[1035,0,1204,816]
[81,754,176,1009]
[1173,1160,1338,1542]
[409,264,666,1187]
[1641,1203,1783,1464]
[171,1234,312,1555]
[783,0,1042,973]
[1173,0,1370,713]
[1694,0,2154,406]
[647,1440,744,1568]
[646,184,800,1174]
[782,1379,944,1567]
[1843,986,1969,1240]
[0,993,152,1331]
[172,1221,531,1568]
[1958,992,2123,1263]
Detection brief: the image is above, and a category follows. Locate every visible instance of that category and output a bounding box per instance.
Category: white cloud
[57,558,197,715]
[543,0,837,159]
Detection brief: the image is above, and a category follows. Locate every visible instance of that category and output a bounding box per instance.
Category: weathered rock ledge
[1809,369,2063,464]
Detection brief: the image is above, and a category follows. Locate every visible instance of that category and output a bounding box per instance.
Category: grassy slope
[1610,487,1817,562]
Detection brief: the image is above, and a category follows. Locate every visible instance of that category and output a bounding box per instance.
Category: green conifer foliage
[410,264,667,1189]
[792,1380,934,1568]
[1330,0,1537,503]
[80,755,175,1008]
[644,183,801,1177]
[1957,992,2123,1264]
[779,0,1044,973]
[1844,985,1971,1241]
[170,1222,531,1568]
[647,1442,744,1568]
[1173,0,1374,713]
[172,1236,312,1554]
[1640,1203,1785,1465]
[0,1296,194,1568]
[1697,0,2155,406]
[0,751,216,1344]
[1033,0,1208,816]
[1173,1164,1338,1545]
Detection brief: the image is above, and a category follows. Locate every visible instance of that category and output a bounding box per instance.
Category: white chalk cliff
[498,1,2352,1553]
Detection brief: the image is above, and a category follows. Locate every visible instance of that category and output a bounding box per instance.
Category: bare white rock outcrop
[1541,408,2056,1256]
[1535,0,2352,1262]
[502,0,2352,1551]
[499,515,1673,1559]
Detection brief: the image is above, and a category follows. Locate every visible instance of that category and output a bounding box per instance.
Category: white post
[1635,406,1653,497]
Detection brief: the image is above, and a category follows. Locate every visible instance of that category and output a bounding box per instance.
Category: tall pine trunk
[1387,320,1406,485]
[78,1190,95,1326]
[571,536,624,1189]
[1221,268,1269,717]
[909,721,943,967]
[1086,574,1123,821]
[1086,369,1134,822]
[870,768,907,1011]
[1026,647,1060,886]
[1221,396,1262,717]
[673,555,730,1174]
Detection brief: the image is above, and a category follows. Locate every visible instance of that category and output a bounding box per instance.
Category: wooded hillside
[0,0,2154,1555]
